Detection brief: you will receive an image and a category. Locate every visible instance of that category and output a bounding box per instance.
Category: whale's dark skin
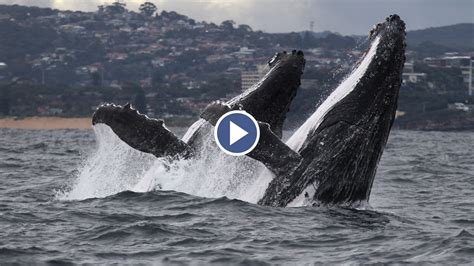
[255,15,407,206]
[92,50,305,158]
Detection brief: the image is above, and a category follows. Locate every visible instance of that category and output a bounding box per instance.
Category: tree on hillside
[98,1,127,15]
[238,24,252,32]
[220,20,235,31]
[139,2,158,17]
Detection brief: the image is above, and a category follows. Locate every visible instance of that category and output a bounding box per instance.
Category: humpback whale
[265,15,405,206]
[92,15,406,207]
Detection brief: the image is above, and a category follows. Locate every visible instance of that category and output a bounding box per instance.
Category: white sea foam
[58,124,157,200]
[59,123,262,202]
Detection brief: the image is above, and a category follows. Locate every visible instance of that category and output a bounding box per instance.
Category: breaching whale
[263,15,406,206]
[92,15,406,207]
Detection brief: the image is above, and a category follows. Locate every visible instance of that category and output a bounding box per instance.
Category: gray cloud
[0,0,473,34]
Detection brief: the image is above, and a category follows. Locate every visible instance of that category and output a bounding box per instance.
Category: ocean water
[0,128,473,264]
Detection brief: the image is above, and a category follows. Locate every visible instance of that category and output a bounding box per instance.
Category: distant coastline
[1,112,473,131]
[0,116,197,129]
[0,117,92,129]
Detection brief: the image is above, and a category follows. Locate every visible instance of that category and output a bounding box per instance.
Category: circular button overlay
[214,110,260,156]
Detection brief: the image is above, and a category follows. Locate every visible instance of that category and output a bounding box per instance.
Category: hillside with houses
[0,2,473,130]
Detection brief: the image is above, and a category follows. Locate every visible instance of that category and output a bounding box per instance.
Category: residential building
[402,61,426,84]
[234,47,256,58]
[402,72,427,83]
[241,64,268,91]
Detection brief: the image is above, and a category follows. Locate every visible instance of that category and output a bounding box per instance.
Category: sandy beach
[0,117,92,129]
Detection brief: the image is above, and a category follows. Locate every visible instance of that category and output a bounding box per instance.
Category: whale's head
[92,103,192,157]
[314,14,406,131]
[229,50,305,137]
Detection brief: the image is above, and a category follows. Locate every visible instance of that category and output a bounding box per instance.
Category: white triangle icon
[229,121,248,145]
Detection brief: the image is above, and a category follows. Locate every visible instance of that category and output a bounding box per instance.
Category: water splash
[59,123,264,202]
[57,125,157,200]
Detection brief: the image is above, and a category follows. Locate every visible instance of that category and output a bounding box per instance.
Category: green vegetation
[139,2,158,17]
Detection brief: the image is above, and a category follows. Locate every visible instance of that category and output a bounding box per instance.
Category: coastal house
[402,72,427,84]
[240,64,268,91]
[59,24,86,34]
[402,62,427,84]
[233,47,256,58]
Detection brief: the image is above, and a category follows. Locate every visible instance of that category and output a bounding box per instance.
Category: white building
[402,61,426,84]
[241,64,268,91]
[404,62,414,73]
[402,73,427,83]
[234,47,256,58]
[448,103,469,111]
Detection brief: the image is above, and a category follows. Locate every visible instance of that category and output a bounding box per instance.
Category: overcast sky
[1,0,473,34]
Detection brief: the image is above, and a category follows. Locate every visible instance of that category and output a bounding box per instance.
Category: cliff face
[395,111,474,131]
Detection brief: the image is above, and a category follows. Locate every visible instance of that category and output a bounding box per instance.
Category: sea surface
[0,128,473,264]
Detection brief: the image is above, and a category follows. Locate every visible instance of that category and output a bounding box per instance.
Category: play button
[229,121,248,145]
[214,110,260,156]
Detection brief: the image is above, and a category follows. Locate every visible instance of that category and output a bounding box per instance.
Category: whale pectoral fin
[200,101,232,125]
[200,101,302,176]
[248,122,302,177]
[93,104,193,158]
[134,118,194,158]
